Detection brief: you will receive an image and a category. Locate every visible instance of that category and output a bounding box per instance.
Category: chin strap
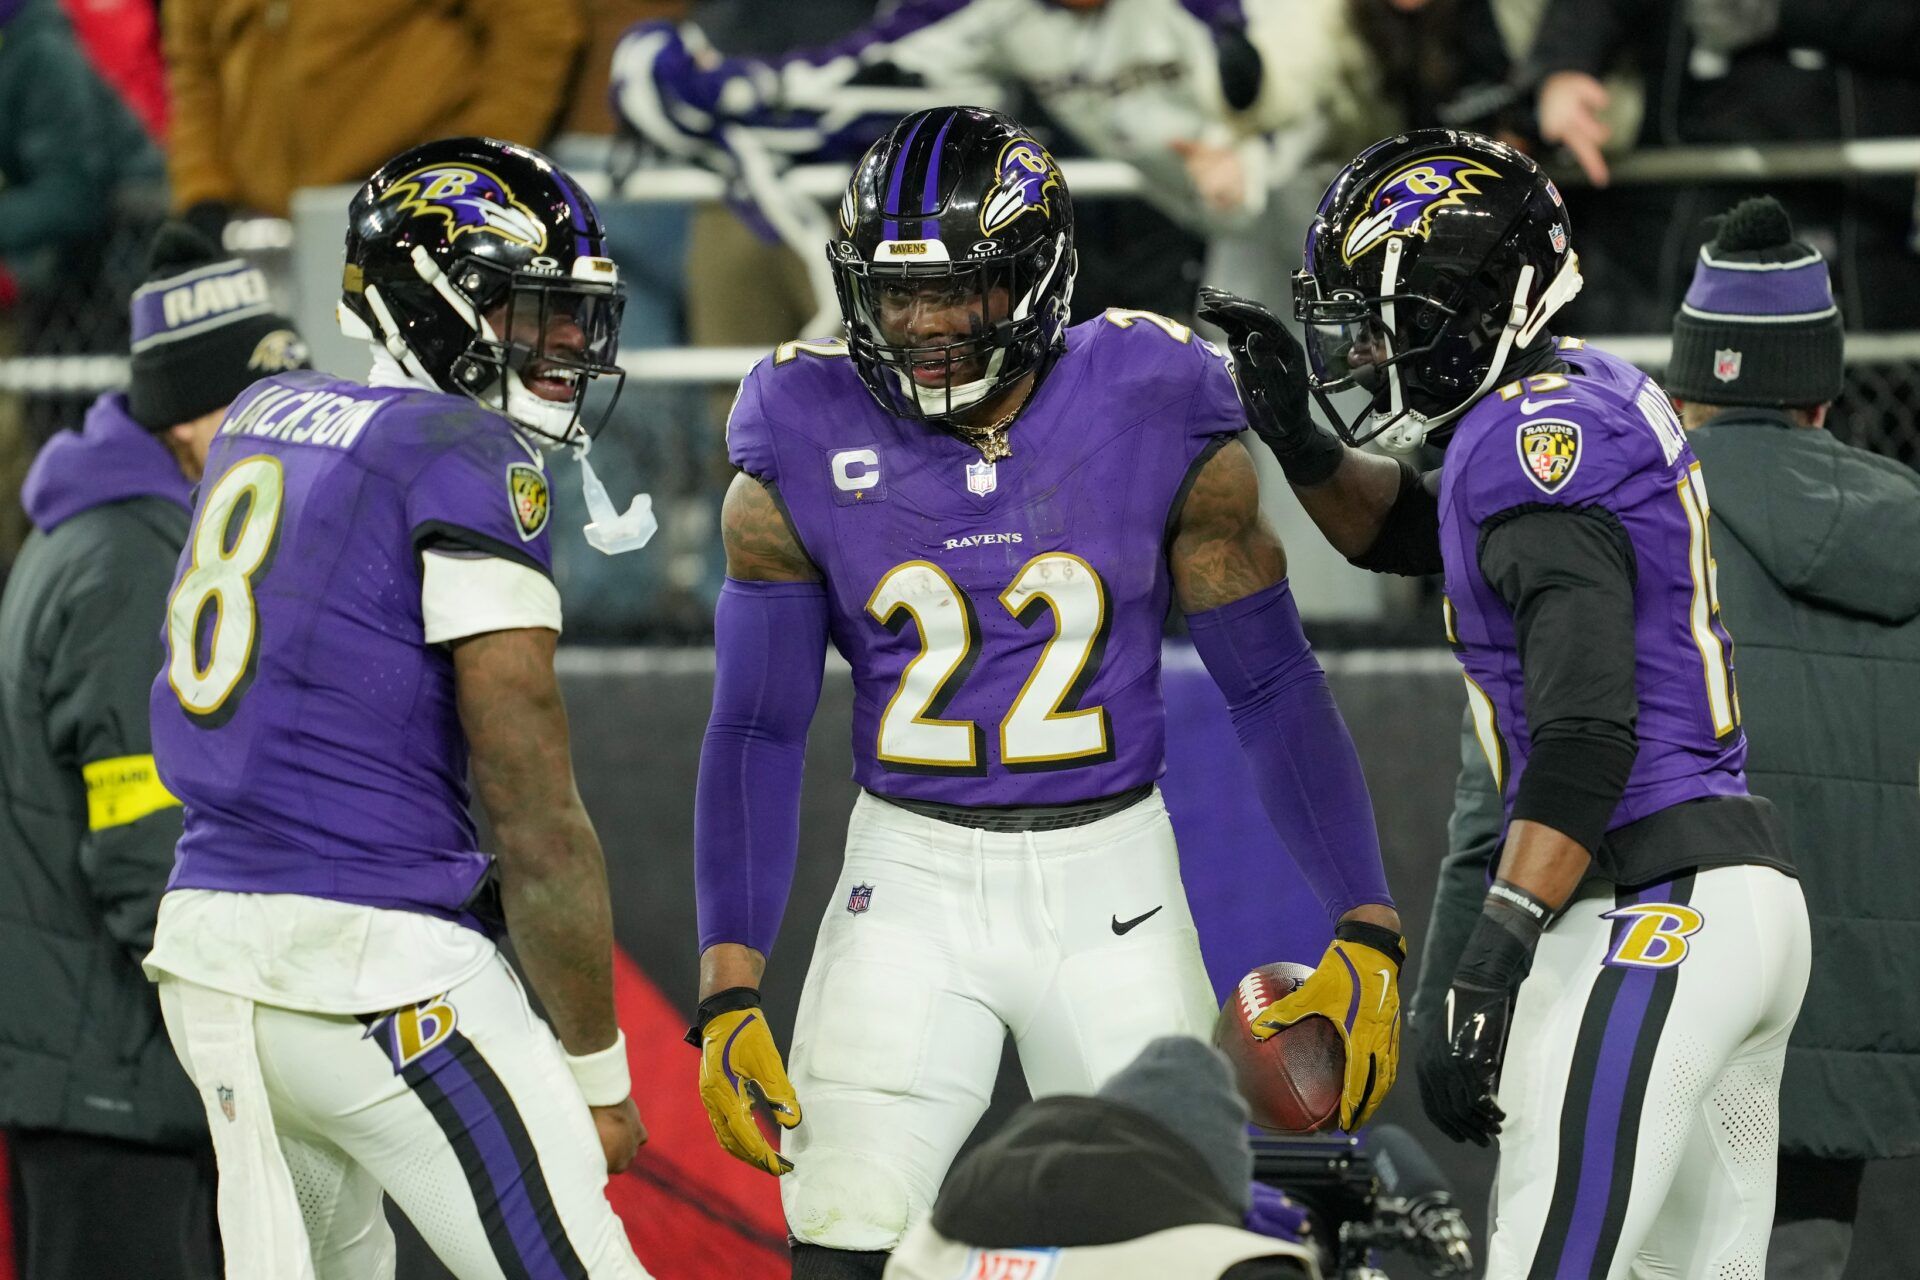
[1369,251,1585,454]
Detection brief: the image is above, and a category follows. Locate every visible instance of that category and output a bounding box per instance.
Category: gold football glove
[1251,922,1406,1130]
[692,1002,800,1175]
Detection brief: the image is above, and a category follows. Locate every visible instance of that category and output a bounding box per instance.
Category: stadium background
[4,0,1920,1276]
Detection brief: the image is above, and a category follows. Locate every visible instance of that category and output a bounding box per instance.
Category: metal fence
[4,148,1918,633]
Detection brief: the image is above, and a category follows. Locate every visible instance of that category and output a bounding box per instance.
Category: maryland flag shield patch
[1518,419,1581,494]
[507,462,550,540]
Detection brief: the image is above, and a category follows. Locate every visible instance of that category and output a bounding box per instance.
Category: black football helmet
[830,106,1077,425]
[1294,129,1582,450]
[340,136,625,446]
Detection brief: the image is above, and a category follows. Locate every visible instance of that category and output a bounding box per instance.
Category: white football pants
[781,789,1218,1251]
[1485,864,1810,1280]
[157,956,651,1280]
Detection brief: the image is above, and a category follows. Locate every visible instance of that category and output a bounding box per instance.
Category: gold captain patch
[1518,419,1581,494]
[507,462,549,540]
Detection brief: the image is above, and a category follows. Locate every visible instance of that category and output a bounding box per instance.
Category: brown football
[1213,960,1346,1133]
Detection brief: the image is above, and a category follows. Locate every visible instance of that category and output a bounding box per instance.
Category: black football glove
[1415,880,1550,1147]
[1195,287,1346,487]
[1416,976,1511,1147]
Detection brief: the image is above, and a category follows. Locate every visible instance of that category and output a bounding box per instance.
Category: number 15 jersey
[148,369,560,925]
[726,310,1245,809]
[1439,341,1762,837]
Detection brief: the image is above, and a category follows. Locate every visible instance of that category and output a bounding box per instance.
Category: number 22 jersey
[726,310,1245,809]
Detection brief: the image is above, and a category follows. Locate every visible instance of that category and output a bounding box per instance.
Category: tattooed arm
[722,470,821,584]
[454,626,620,1054]
[454,626,644,1172]
[1170,438,1289,612]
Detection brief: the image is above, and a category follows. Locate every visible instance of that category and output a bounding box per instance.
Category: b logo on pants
[369,994,459,1072]
[1602,903,1705,969]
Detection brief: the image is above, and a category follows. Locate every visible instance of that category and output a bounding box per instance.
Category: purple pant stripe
[1551,879,1672,1278]
[424,1048,573,1280]
[1554,967,1655,1279]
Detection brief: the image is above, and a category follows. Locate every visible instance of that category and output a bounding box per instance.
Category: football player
[1199,130,1811,1278]
[687,105,1405,1280]
[142,138,654,1280]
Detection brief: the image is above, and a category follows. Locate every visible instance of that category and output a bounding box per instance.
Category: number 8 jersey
[727,310,1245,807]
[148,367,559,923]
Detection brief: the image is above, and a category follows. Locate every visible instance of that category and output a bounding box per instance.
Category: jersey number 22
[868,552,1113,774]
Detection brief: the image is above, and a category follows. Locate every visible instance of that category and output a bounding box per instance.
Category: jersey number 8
[165,454,285,722]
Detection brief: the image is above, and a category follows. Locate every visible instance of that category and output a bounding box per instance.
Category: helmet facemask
[1297,233,1581,452]
[833,232,1072,428]
[406,250,626,448]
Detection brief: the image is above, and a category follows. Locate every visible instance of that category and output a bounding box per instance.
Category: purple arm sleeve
[694,577,830,955]
[1186,580,1393,919]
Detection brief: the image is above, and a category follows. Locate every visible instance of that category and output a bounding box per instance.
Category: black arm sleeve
[1478,507,1639,853]
[1349,461,1444,577]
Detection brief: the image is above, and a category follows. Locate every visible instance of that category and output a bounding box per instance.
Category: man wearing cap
[1415,195,1920,1279]
[0,222,308,1280]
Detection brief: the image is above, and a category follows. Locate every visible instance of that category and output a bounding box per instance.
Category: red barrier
[607,947,789,1277]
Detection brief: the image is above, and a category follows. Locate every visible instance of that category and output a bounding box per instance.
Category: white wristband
[565,1031,631,1107]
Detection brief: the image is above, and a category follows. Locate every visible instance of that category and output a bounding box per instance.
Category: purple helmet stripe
[920,110,957,241]
[881,112,929,242]
[561,172,597,259]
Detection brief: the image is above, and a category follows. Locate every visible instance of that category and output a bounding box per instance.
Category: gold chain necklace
[952,399,1023,463]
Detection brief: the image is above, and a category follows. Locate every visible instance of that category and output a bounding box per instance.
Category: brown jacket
[164,0,585,215]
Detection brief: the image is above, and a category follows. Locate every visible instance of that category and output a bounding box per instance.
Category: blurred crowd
[3,0,1919,639]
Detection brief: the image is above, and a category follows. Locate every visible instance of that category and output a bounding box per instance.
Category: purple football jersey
[727,311,1243,806]
[150,371,556,923]
[1439,339,1748,830]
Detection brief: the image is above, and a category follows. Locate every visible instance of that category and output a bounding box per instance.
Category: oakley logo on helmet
[1341,156,1501,264]
[382,164,548,252]
[979,139,1063,238]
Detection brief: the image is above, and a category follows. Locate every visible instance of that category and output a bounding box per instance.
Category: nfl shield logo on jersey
[1714,348,1743,383]
[847,883,874,915]
[966,460,998,496]
[1518,419,1581,494]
